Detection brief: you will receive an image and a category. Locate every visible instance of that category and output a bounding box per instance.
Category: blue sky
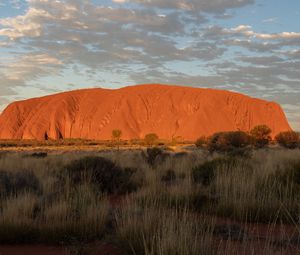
[0,0,300,130]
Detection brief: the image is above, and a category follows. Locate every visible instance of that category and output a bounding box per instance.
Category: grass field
[0,147,300,254]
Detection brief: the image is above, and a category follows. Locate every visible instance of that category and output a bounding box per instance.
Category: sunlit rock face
[0,84,291,141]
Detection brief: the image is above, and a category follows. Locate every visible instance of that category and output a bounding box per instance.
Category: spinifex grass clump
[115,202,216,255]
[191,153,300,224]
[0,190,109,244]
[39,186,109,244]
[0,156,112,245]
[0,193,40,244]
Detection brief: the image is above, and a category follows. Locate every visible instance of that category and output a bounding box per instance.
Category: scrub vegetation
[0,145,300,254]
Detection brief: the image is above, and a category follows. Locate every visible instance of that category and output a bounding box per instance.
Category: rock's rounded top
[0,84,291,140]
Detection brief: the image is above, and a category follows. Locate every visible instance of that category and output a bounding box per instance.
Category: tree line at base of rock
[195,125,300,151]
[111,125,300,150]
[112,130,160,147]
[5,126,293,149]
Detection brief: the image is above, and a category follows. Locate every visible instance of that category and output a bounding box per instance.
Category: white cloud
[256,32,300,40]
[3,53,62,80]
[231,25,251,32]
[227,25,300,40]
[0,7,53,40]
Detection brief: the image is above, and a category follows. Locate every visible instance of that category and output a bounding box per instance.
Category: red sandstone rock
[0,84,291,141]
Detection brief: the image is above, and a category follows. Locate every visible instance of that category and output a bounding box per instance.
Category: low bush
[0,170,41,197]
[207,131,252,156]
[64,156,138,194]
[173,152,188,158]
[195,136,207,148]
[275,131,300,149]
[192,157,238,186]
[142,147,170,167]
[30,152,48,158]
[161,169,176,183]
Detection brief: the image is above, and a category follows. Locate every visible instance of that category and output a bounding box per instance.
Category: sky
[0,0,299,130]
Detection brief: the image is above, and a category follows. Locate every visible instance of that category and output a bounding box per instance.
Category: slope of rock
[0,84,291,140]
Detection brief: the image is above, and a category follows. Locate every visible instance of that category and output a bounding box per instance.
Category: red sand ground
[0,84,291,141]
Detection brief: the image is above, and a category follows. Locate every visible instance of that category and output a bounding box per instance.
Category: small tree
[275,131,300,149]
[250,125,272,148]
[144,133,159,147]
[112,129,122,149]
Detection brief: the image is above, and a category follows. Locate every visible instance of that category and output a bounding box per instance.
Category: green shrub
[275,131,300,149]
[64,157,138,194]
